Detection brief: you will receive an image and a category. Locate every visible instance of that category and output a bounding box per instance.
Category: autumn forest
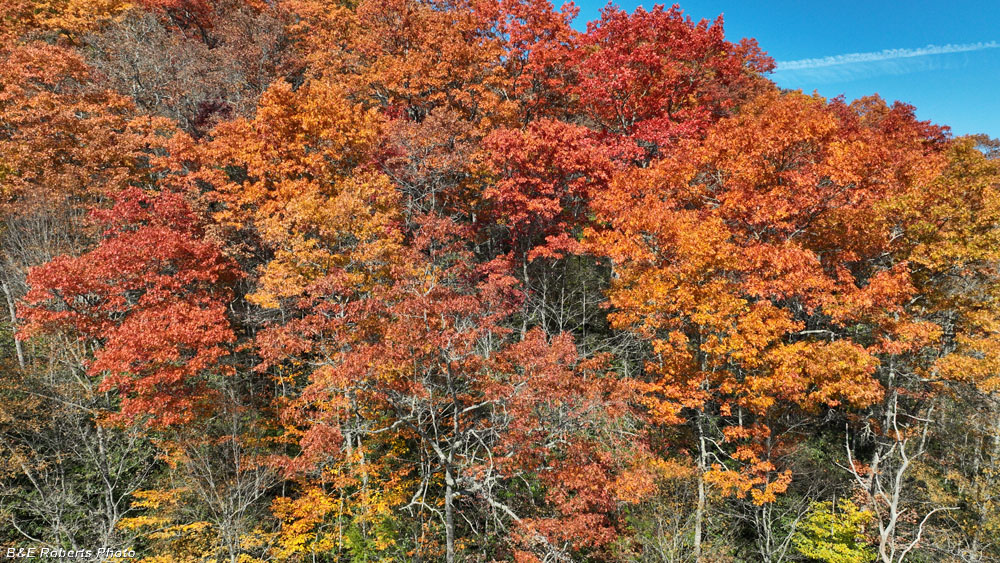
[1,1,999,561]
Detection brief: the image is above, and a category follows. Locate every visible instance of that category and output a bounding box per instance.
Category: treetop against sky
[575,0,1000,137]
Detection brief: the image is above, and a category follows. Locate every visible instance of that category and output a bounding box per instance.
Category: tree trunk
[694,411,707,562]
[2,281,25,369]
[445,468,455,563]
[520,254,529,339]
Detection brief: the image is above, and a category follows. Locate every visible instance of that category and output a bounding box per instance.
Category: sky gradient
[572,1,1000,138]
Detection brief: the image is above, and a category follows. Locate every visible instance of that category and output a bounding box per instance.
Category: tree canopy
[2,2,998,562]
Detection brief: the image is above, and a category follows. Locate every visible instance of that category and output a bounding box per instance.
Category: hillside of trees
[1,1,999,561]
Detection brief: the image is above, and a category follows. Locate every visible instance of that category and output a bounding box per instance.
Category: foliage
[792,500,877,563]
[1,1,997,562]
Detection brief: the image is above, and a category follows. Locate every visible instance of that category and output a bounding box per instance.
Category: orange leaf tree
[588,89,951,557]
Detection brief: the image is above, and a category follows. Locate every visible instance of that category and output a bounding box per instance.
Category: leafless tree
[843,395,957,563]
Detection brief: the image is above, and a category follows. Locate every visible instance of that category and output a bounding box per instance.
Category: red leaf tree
[20,188,239,427]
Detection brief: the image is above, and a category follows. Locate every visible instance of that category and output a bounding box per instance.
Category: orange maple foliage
[589,89,949,503]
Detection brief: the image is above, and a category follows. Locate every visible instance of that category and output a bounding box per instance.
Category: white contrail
[777,41,1000,71]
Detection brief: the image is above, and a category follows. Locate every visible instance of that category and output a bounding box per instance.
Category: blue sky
[572,1,1000,138]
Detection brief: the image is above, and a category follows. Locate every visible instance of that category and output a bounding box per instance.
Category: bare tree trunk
[845,399,955,563]
[445,468,456,563]
[2,281,25,369]
[694,411,707,562]
[520,255,529,339]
